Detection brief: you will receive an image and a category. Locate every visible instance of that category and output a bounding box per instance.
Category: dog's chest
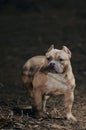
[45,73,68,94]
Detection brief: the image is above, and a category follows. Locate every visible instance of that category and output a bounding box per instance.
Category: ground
[0,5,86,130]
[0,92,86,130]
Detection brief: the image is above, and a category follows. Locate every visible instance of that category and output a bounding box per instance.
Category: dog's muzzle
[48,61,64,74]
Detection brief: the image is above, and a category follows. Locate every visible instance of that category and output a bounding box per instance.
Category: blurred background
[0,0,86,101]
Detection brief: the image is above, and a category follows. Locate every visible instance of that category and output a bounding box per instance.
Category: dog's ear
[62,46,71,58]
[47,44,54,52]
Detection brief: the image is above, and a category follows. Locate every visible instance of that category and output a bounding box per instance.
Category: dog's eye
[59,58,64,62]
[47,57,52,61]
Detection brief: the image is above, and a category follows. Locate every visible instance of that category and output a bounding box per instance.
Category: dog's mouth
[47,63,64,74]
[47,65,58,73]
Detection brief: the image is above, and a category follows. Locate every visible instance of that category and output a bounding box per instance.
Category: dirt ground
[0,93,86,130]
[0,3,86,130]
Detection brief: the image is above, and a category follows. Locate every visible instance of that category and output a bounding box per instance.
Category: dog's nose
[50,62,55,67]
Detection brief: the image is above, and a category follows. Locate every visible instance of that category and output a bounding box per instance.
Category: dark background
[0,0,86,102]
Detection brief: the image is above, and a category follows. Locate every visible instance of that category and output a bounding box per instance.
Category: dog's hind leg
[33,88,44,117]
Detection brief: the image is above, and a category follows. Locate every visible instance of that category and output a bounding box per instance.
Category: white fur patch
[45,73,67,94]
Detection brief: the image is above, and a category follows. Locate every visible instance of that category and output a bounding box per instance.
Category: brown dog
[32,45,76,121]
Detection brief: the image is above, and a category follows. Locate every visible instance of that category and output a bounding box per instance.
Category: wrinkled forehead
[46,49,60,57]
[55,50,69,59]
[46,49,69,59]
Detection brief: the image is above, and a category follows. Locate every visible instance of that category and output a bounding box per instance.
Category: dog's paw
[67,113,77,122]
[50,108,60,118]
[37,111,49,119]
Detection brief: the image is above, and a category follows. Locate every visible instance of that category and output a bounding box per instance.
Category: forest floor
[0,91,86,130]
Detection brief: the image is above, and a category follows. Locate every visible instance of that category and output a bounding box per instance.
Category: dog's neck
[65,62,73,79]
[64,62,75,87]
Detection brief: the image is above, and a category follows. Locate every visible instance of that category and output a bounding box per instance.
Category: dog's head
[45,45,71,74]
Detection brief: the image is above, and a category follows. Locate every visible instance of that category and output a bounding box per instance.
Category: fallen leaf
[51,123,66,130]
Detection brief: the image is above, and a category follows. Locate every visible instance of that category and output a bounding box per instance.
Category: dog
[32,45,77,121]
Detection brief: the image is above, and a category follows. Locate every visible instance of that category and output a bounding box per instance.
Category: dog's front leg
[43,96,49,113]
[64,91,77,121]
